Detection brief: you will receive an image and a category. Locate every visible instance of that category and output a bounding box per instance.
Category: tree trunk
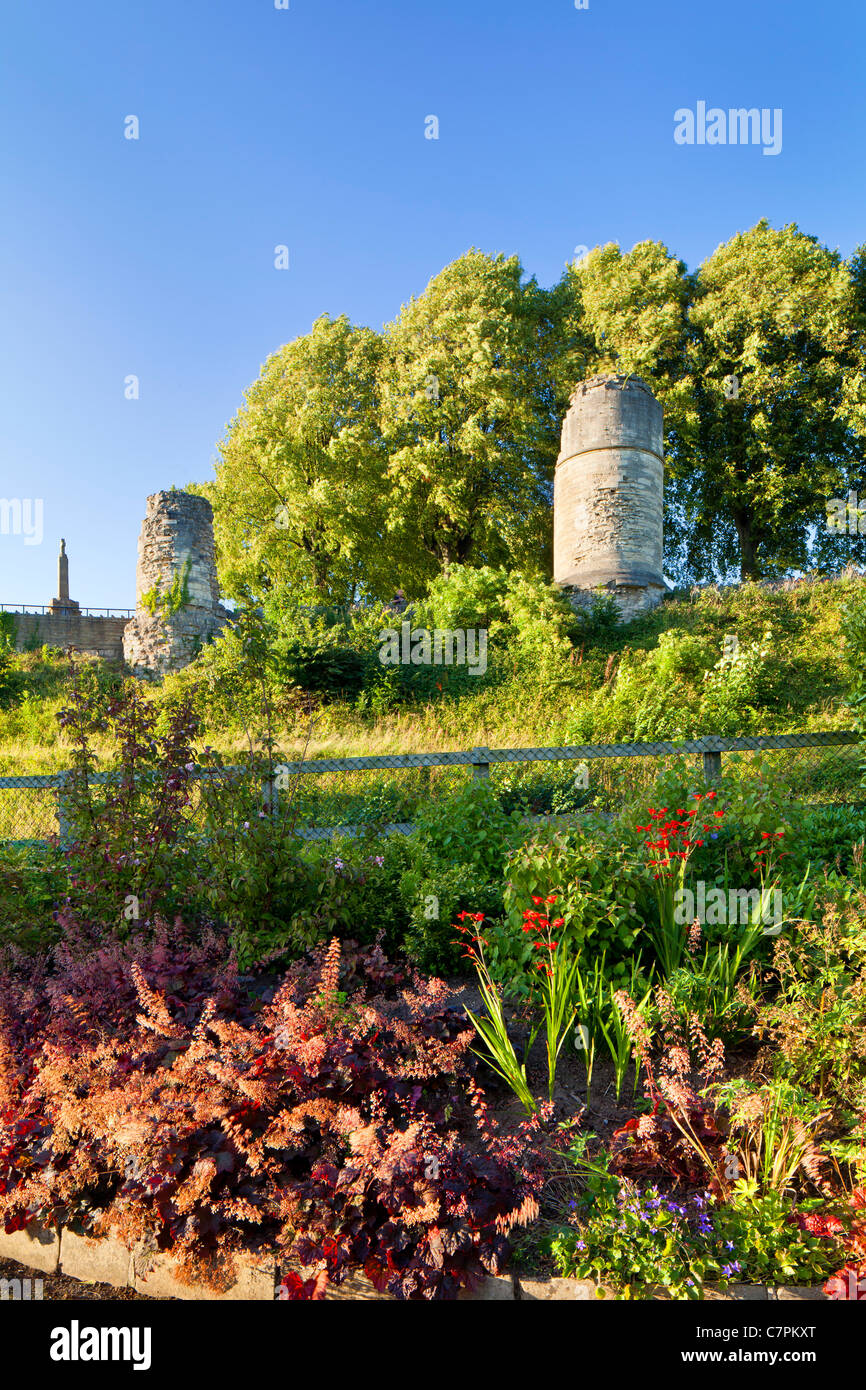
[735,513,759,579]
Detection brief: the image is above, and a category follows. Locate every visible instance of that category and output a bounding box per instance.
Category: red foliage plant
[0,927,549,1299]
[821,1186,866,1300]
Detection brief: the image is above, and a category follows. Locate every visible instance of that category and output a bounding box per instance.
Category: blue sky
[1,0,863,607]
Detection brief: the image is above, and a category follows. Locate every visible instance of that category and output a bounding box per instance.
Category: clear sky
[1,0,863,608]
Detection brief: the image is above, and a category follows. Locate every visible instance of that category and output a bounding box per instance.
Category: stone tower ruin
[553,374,665,621]
[123,490,227,676]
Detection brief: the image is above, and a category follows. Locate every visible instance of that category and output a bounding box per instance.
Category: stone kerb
[0,1224,832,1300]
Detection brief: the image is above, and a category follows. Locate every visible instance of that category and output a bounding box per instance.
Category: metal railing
[0,730,862,847]
[0,604,134,618]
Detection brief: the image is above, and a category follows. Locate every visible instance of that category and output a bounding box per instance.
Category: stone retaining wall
[0,1223,829,1301]
[8,612,128,660]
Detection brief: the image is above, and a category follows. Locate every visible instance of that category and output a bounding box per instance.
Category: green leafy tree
[676,221,866,581]
[203,314,389,606]
[377,250,558,583]
[557,238,693,428]
[554,240,695,580]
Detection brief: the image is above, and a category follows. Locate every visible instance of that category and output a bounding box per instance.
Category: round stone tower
[123,490,227,676]
[553,374,665,621]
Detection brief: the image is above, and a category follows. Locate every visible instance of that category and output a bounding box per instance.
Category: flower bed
[3,697,866,1301]
[0,927,552,1300]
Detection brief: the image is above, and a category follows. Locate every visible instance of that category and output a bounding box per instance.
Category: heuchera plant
[0,930,550,1300]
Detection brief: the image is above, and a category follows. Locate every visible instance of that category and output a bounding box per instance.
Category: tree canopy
[203,224,866,604]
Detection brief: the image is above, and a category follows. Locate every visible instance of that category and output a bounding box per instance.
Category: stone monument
[123,490,227,675]
[553,374,665,620]
[49,539,80,616]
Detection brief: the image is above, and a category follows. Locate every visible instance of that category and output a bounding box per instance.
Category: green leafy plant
[501,820,648,987]
[140,557,192,618]
[714,1185,843,1286]
[713,1079,829,1196]
[522,896,580,1104]
[549,1151,736,1299]
[455,911,538,1115]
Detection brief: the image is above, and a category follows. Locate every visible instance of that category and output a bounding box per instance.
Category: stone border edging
[0,1223,830,1301]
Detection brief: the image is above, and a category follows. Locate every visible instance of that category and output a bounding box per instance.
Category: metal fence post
[470,747,490,780]
[262,772,277,814]
[56,771,70,848]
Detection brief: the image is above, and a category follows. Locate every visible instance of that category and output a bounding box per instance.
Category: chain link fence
[0,731,862,847]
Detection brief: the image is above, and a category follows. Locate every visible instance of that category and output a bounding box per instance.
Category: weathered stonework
[9,611,128,659]
[123,491,227,676]
[0,1222,833,1300]
[554,374,665,621]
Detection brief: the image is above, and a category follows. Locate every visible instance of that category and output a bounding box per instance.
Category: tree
[675,221,865,581]
[377,250,558,581]
[554,241,695,581]
[555,225,866,582]
[205,314,389,606]
[557,239,692,421]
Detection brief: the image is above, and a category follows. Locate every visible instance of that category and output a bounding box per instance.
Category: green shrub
[0,844,65,954]
[499,820,649,990]
[410,777,522,884]
[279,638,367,699]
[400,864,504,973]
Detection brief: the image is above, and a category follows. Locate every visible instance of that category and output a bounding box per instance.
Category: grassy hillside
[0,572,862,779]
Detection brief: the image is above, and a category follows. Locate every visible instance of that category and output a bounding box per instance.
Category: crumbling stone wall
[553,374,665,620]
[123,491,227,676]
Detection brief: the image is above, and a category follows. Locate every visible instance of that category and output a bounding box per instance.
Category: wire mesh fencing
[0,731,862,847]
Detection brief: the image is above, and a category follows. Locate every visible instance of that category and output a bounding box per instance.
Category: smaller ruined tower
[123,490,227,676]
[553,374,665,621]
